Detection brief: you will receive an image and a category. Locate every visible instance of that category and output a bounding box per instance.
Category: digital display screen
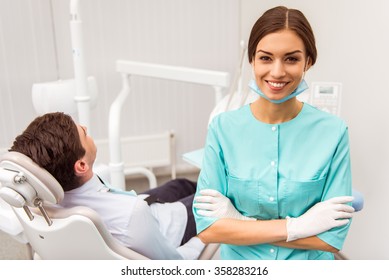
[318,86,334,94]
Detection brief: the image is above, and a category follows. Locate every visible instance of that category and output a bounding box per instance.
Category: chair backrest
[0,151,219,259]
[0,151,148,259]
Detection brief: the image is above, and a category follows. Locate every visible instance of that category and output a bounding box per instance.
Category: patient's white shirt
[59,174,204,259]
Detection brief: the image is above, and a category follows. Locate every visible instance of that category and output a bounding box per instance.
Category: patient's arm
[124,199,185,260]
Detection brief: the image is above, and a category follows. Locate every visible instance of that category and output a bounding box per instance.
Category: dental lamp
[32,0,97,130]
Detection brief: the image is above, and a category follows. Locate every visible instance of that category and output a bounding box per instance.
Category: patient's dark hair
[248,6,317,65]
[10,112,85,191]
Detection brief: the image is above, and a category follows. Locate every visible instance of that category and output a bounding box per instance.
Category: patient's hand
[194,189,254,221]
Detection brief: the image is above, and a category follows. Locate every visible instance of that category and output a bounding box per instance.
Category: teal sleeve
[193,118,228,233]
[317,124,353,250]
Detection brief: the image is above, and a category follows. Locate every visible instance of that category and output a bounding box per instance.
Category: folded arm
[194,189,353,252]
[272,237,338,253]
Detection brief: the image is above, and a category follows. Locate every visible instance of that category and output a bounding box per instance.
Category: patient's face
[76,124,97,166]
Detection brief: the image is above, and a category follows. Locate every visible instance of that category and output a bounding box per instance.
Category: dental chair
[0,151,218,260]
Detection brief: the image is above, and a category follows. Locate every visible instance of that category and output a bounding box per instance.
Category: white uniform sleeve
[176,237,205,260]
[124,199,184,260]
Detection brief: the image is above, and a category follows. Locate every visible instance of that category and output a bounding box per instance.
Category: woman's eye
[259,56,271,62]
[285,57,299,63]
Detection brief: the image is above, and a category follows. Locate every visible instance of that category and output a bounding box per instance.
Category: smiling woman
[192,6,354,260]
[251,30,308,105]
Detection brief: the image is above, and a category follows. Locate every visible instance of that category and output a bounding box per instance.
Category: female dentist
[193,6,354,260]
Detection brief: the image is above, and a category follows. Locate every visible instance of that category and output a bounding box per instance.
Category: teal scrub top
[193,103,352,260]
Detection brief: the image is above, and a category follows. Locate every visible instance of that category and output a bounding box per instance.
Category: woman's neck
[250,97,303,124]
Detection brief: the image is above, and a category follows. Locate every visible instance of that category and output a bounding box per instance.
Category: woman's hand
[194,189,255,221]
[286,196,355,241]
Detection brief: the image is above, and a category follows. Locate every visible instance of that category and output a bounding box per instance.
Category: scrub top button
[270,248,275,253]
[269,196,274,202]
[271,161,276,166]
[272,126,277,131]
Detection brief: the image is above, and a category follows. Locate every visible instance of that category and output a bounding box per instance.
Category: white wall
[0,0,58,147]
[241,0,389,259]
[0,0,240,171]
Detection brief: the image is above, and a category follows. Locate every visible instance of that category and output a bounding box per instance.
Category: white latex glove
[194,189,255,221]
[286,196,355,242]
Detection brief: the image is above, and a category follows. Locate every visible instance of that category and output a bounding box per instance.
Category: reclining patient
[9,112,204,259]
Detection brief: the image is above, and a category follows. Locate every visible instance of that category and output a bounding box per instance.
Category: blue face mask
[248,79,308,104]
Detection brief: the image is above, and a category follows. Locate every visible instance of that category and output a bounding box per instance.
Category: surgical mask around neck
[248,79,308,104]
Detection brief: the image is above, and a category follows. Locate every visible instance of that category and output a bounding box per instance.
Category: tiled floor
[0,231,31,260]
[0,171,199,260]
